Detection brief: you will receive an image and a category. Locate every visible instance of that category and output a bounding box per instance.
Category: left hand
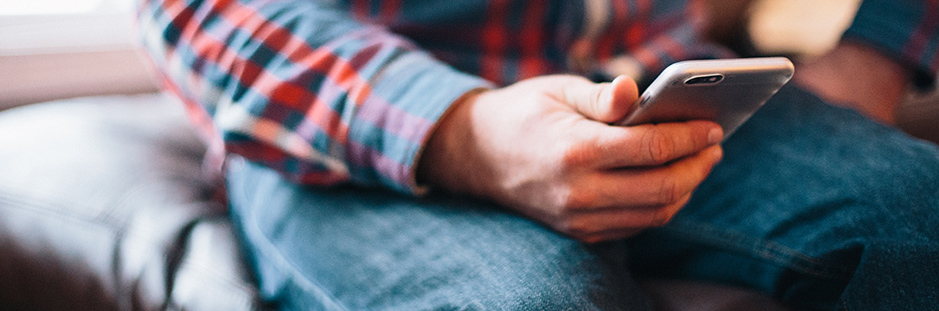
[793,41,913,125]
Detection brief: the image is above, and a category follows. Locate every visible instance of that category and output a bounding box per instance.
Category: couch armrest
[0,94,265,310]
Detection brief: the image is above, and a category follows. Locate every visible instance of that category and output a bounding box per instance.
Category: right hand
[418,75,724,243]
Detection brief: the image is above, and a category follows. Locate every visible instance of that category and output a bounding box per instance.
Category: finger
[563,75,640,123]
[574,120,723,169]
[562,193,693,240]
[578,228,643,244]
[567,145,722,210]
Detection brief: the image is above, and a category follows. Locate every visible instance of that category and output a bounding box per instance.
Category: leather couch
[0,94,795,310]
[0,94,265,310]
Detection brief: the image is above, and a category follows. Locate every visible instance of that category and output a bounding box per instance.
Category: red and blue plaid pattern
[138,0,938,194]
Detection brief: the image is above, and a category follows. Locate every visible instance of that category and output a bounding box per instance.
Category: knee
[426,242,650,311]
[438,266,649,311]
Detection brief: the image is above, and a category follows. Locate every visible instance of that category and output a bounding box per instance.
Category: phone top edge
[645,57,794,91]
[619,57,794,128]
[662,57,794,76]
[666,57,794,67]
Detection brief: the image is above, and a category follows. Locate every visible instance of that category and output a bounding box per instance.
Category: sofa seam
[0,188,121,230]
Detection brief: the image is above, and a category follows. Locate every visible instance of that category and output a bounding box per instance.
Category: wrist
[415,88,488,195]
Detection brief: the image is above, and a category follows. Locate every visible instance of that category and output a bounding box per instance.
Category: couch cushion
[0,94,266,310]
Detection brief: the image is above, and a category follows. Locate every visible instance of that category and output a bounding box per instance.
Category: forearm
[138,0,491,193]
[794,41,912,124]
[841,0,939,90]
[793,0,938,124]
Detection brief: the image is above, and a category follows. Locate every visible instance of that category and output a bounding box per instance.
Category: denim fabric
[628,86,939,311]
[227,86,939,310]
[226,162,652,310]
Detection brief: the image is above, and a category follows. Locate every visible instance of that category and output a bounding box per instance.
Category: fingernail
[708,127,723,145]
[611,75,626,85]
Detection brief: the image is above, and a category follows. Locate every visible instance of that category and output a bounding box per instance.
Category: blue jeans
[226,86,939,310]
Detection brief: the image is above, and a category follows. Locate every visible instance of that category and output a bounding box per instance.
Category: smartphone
[615,57,794,138]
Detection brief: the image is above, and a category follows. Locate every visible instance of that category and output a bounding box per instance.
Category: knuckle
[561,189,594,211]
[559,141,595,168]
[649,209,670,227]
[580,235,603,244]
[642,127,675,164]
[557,218,593,236]
[651,197,689,227]
[658,210,677,226]
[589,84,609,118]
[656,175,679,205]
[590,84,604,106]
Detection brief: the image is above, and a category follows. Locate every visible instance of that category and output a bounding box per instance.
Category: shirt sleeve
[137,0,493,194]
[842,0,939,89]
[596,2,737,86]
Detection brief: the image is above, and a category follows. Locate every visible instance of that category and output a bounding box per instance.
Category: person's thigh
[629,86,939,310]
[225,157,651,311]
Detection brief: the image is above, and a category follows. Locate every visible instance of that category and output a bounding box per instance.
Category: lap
[227,86,939,310]
[226,158,650,310]
[629,86,939,310]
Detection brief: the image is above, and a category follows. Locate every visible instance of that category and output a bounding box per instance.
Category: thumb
[564,75,640,123]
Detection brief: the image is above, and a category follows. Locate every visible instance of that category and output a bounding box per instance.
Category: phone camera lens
[685,74,724,85]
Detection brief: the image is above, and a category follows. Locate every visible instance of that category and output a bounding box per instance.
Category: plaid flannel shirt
[138,0,939,194]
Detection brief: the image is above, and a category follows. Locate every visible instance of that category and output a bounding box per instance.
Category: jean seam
[242,207,351,311]
[233,173,351,311]
[663,219,853,280]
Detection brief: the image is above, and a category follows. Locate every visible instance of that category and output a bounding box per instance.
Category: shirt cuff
[349,54,494,195]
[842,0,939,90]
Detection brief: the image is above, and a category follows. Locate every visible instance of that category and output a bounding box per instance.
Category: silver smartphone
[615,57,794,138]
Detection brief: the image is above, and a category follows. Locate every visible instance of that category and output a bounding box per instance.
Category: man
[138,0,939,309]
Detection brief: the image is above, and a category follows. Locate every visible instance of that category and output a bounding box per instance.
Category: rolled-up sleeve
[842,0,939,89]
[137,0,493,194]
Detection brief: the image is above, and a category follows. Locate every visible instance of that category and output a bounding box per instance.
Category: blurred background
[1,0,936,143]
[0,0,158,108]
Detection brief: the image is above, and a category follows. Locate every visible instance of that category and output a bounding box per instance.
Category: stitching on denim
[234,172,351,311]
[243,205,350,311]
[662,219,853,280]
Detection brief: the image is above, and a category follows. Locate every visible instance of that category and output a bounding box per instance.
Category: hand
[794,41,913,124]
[417,75,724,243]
